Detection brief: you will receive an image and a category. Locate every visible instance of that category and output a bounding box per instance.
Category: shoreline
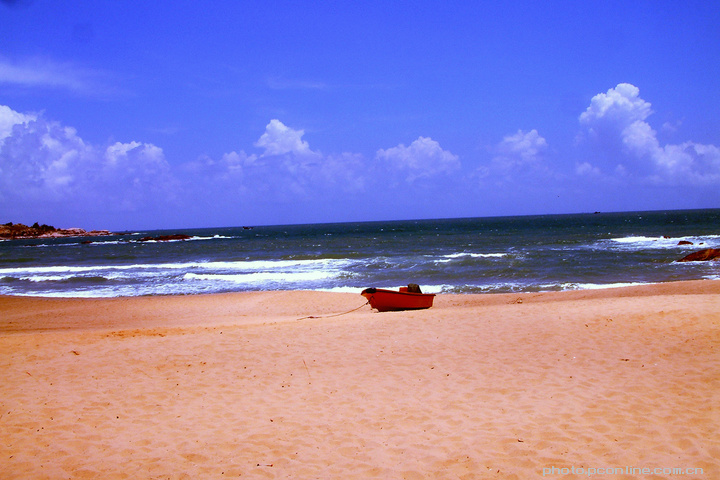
[3,210,719,299]
[2,279,719,478]
[3,279,720,333]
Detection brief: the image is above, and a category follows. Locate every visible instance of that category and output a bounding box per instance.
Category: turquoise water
[1,209,718,297]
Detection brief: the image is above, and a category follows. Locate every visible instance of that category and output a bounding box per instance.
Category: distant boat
[361,285,436,312]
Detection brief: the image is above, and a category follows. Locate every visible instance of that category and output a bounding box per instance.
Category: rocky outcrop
[677,248,720,262]
[677,240,694,246]
[0,222,113,240]
[137,234,192,242]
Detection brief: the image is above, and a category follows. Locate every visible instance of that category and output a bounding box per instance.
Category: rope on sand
[296,300,370,321]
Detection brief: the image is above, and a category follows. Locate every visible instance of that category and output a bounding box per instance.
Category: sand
[1,281,719,479]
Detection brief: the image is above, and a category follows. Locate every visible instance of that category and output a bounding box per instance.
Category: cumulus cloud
[0,104,36,143]
[184,119,366,209]
[1,116,90,199]
[577,83,720,185]
[579,83,652,129]
[0,109,376,226]
[254,119,313,157]
[650,142,720,185]
[376,136,459,182]
[249,120,366,197]
[0,105,175,210]
[493,129,548,168]
[474,129,551,186]
[101,141,175,208]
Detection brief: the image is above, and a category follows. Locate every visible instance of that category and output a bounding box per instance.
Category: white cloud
[251,120,364,200]
[575,161,601,177]
[0,56,109,95]
[254,119,313,157]
[182,120,366,208]
[104,141,170,184]
[577,83,720,185]
[250,120,366,197]
[621,120,659,158]
[0,108,454,224]
[493,129,548,167]
[0,115,89,199]
[651,142,720,185]
[0,104,36,145]
[311,152,366,193]
[579,83,652,128]
[0,105,174,209]
[180,149,257,201]
[474,129,551,186]
[376,136,460,182]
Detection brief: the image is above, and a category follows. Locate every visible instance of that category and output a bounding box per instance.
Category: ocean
[1,209,719,298]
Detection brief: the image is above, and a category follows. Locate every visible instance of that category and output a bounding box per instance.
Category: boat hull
[361,288,436,312]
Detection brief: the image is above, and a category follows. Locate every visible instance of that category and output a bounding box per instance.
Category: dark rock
[0,222,115,239]
[677,240,693,246]
[138,234,192,242]
[677,248,720,262]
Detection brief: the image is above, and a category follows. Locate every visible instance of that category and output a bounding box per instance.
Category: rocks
[677,240,694,246]
[0,222,114,240]
[677,248,720,262]
[0,222,193,243]
[137,234,192,242]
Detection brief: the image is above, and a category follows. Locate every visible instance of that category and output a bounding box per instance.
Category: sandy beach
[1,280,718,479]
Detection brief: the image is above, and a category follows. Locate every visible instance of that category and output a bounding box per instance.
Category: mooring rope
[296,300,370,321]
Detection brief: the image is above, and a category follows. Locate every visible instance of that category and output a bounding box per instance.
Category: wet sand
[1,280,719,479]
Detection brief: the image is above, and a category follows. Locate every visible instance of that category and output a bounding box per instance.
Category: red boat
[361,286,436,312]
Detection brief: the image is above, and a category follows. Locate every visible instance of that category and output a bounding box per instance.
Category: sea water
[1,209,718,297]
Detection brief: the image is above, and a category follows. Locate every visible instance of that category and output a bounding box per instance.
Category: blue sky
[1,0,719,230]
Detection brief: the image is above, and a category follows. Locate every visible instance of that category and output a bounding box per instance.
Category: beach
[1,280,718,479]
